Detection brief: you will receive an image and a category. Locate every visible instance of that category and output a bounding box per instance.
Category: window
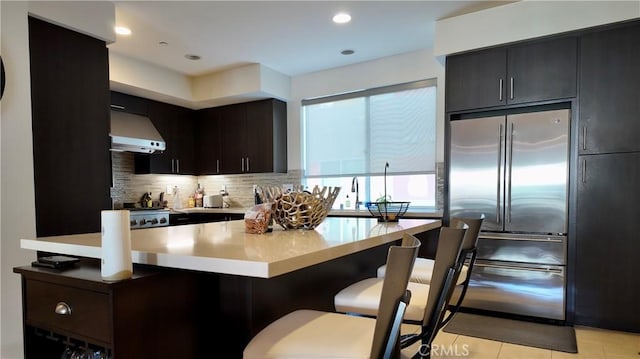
[302,79,437,210]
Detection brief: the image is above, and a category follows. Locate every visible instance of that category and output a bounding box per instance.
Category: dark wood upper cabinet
[111,91,149,116]
[195,108,222,174]
[245,99,287,173]
[579,21,640,155]
[575,152,640,332]
[446,47,507,112]
[121,95,286,176]
[507,37,577,104]
[29,17,112,237]
[132,99,196,175]
[446,36,577,112]
[196,99,287,175]
[218,103,247,174]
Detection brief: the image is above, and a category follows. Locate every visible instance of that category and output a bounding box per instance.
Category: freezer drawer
[462,260,565,320]
[476,233,566,265]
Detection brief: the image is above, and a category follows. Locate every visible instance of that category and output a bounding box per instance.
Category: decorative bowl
[271,186,340,230]
[365,201,410,222]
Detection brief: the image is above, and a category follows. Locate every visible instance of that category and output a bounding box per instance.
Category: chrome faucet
[351,176,361,210]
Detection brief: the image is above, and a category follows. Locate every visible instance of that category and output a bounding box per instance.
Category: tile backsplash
[111,152,301,209]
[111,152,444,211]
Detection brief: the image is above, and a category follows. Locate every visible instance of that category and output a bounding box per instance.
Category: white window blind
[303,79,436,178]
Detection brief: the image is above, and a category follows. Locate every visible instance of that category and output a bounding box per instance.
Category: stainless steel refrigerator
[449,108,569,320]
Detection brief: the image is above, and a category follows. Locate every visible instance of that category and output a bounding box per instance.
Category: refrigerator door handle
[496,123,503,224]
[506,122,514,223]
[474,262,563,274]
[480,235,564,243]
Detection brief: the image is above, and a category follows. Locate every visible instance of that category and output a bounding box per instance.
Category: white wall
[28,1,116,43]
[1,3,39,357]
[110,55,292,110]
[435,0,640,56]
[1,2,115,358]
[109,52,194,108]
[289,49,446,170]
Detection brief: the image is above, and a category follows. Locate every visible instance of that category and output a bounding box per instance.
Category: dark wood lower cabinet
[169,212,243,226]
[14,261,203,359]
[575,152,640,332]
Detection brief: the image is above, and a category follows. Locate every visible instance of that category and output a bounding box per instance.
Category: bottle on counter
[221,188,230,208]
[195,184,204,207]
[173,186,182,209]
[345,195,351,209]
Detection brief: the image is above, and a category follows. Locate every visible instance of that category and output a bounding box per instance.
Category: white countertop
[21,217,441,278]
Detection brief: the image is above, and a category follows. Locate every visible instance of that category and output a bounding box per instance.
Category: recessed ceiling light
[341,49,355,55]
[115,26,131,36]
[333,13,351,24]
[185,54,201,61]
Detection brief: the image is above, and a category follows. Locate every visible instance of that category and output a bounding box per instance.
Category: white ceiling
[108,1,510,77]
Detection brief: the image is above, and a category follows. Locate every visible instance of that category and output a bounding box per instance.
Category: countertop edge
[171,207,443,218]
[20,219,442,279]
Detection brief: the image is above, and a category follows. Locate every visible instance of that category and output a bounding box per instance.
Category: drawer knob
[55,302,72,315]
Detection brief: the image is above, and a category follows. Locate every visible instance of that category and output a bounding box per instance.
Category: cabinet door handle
[246,157,250,172]
[216,159,219,174]
[110,104,125,110]
[582,126,587,150]
[176,159,180,173]
[55,302,72,315]
[241,157,245,172]
[509,77,514,100]
[582,158,587,183]
[171,159,175,173]
[499,79,503,101]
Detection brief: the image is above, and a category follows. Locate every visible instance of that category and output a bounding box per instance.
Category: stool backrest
[369,233,421,359]
[421,223,467,329]
[451,213,484,251]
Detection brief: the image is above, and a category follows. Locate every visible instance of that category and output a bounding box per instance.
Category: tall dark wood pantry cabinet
[29,17,111,236]
[574,20,640,332]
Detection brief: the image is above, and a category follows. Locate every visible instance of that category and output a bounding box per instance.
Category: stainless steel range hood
[110,110,166,154]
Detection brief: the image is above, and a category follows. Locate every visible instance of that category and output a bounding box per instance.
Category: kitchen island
[18,217,441,358]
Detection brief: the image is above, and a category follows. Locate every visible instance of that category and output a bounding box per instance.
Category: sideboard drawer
[25,279,110,343]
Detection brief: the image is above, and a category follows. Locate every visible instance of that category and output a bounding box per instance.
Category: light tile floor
[401,324,640,359]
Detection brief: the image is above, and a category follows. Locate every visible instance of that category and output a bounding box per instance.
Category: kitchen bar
[19,218,441,358]
[21,218,440,278]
